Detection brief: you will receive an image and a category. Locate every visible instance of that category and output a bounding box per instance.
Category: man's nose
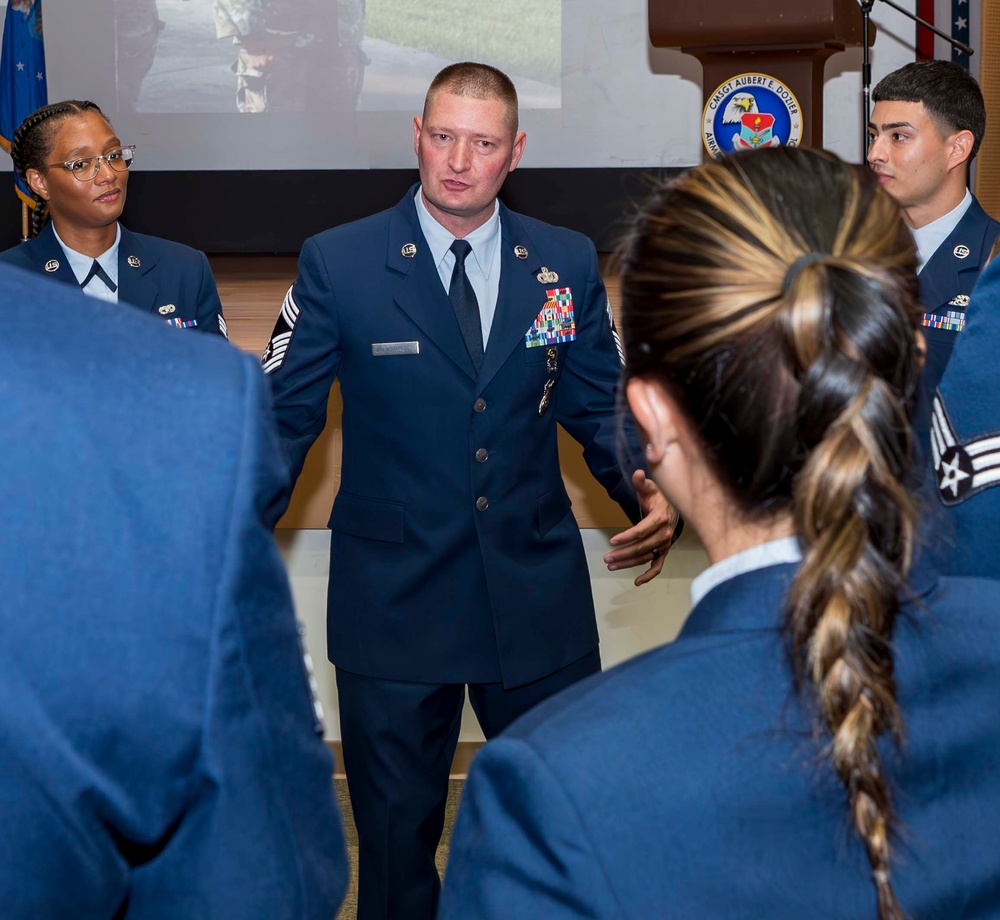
[449,141,471,172]
[867,135,885,164]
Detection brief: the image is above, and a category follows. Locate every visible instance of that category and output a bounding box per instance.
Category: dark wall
[0,167,682,254]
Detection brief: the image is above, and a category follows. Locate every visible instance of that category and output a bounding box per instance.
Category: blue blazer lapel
[478,208,549,391]
[117,227,159,314]
[920,200,992,309]
[388,194,478,381]
[30,223,80,288]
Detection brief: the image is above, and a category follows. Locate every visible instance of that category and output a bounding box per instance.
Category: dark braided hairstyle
[619,147,921,919]
[9,100,112,238]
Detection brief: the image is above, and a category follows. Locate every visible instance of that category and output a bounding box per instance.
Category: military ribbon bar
[922,310,965,332]
[525,287,577,348]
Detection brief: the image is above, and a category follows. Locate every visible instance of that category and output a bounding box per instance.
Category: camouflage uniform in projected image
[213,0,367,113]
[114,0,163,112]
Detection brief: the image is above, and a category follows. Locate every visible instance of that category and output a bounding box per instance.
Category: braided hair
[9,100,111,238]
[620,147,921,919]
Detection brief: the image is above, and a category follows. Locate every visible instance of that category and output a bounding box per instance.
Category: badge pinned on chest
[525,287,577,348]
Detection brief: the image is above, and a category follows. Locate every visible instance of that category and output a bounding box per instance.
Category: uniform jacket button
[475,448,488,463]
[475,496,489,511]
[473,397,487,412]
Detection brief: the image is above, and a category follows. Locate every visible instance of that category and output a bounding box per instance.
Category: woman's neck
[698,512,797,566]
[51,220,118,259]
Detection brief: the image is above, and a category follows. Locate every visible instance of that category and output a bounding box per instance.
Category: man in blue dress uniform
[0,263,347,919]
[262,61,677,920]
[930,254,1000,579]
[868,60,1000,396]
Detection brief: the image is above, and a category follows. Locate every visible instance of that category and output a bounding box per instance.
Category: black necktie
[81,259,117,294]
[448,239,484,370]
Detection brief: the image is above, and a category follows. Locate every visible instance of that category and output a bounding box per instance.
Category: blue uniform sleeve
[555,239,642,522]
[195,250,228,338]
[126,357,348,918]
[261,236,343,485]
[438,736,620,920]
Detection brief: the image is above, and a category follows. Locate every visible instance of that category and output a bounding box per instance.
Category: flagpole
[20,201,28,242]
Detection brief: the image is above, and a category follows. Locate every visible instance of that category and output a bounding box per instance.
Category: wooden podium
[649,0,873,152]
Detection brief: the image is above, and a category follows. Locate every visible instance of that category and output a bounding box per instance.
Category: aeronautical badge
[948,294,971,308]
[954,244,970,259]
[931,393,1000,505]
[261,285,300,375]
[127,255,141,268]
[44,259,59,272]
[525,288,576,348]
[514,245,529,260]
[401,243,417,258]
[158,304,176,315]
[536,266,559,284]
[703,73,802,158]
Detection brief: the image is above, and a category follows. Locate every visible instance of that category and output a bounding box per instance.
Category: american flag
[916,0,974,70]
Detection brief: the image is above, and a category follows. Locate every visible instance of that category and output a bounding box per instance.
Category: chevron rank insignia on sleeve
[931,392,1000,505]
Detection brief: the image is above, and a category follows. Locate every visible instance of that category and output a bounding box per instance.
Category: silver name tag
[372,341,420,357]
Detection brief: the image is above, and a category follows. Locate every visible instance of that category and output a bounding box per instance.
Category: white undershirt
[913,189,972,274]
[52,223,121,304]
[689,536,803,609]
[414,188,502,347]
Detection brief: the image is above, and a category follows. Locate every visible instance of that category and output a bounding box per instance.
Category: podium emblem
[702,73,803,159]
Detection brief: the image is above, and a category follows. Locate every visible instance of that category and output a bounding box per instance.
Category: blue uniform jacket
[0,221,228,337]
[264,189,641,689]
[931,254,1000,579]
[439,561,1000,919]
[0,264,346,919]
[918,196,1000,396]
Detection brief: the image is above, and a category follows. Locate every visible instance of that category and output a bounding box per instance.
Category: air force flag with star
[0,0,47,206]
[931,254,1000,579]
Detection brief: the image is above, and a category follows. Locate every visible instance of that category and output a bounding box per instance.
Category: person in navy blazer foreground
[0,100,227,337]
[262,62,677,920]
[0,263,346,918]
[439,149,1000,919]
[930,253,1000,579]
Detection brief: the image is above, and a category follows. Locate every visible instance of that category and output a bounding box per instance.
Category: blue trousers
[336,649,602,920]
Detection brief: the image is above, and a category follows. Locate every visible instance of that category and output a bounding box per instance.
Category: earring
[645,443,655,459]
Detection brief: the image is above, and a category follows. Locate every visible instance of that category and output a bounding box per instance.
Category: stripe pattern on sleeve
[931,392,1000,505]
[261,286,300,375]
[606,299,625,368]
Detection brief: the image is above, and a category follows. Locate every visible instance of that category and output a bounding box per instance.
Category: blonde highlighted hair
[621,147,922,920]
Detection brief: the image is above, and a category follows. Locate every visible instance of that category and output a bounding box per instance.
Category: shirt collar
[52,222,121,286]
[414,186,501,279]
[690,536,803,609]
[913,188,973,272]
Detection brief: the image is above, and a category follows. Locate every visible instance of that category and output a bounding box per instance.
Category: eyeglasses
[46,145,136,181]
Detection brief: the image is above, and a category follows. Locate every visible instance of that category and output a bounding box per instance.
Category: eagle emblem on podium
[702,73,802,158]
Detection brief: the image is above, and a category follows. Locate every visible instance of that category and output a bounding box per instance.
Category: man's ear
[626,376,680,465]
[412,116,422,158]
[947,128,975,172]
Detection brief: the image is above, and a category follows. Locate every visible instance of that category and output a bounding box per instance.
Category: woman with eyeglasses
[0,100,227,337]
[437,147,1000,919]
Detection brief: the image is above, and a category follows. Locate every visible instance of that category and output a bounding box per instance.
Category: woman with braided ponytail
[0,100,227,337]
[438,147,1000,920]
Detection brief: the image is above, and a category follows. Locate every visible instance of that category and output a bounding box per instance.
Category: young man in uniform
[868,59,1000,395]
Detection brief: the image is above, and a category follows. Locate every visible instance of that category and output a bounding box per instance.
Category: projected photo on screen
[116,0,560,114]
